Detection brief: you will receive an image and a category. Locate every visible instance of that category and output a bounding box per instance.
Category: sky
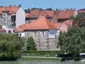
[0,0,85,10]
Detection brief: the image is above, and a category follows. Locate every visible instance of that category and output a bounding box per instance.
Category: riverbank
[21,56,61,60]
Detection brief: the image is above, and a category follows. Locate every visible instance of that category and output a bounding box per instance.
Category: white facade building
[16,7,25,28]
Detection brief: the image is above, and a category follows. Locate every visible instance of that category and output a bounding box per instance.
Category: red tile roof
[26,10,55,18]
[54,22,63,29]
[54,20,72,30]
[77,10,85,13]
[29,10,40,17]
[25,13,30,18]
[40,10,46,16]
[45,10,54,17]
[15,16,56,32]
[57,10,75,19]
[0,6,19,14]
[64,20,73,26]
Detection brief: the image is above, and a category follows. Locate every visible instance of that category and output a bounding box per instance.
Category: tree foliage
[26,37,36,50]
[0,25,2,28]
[71,13,85,27]
[0,33,24,60]
[46,8,53,11]
[24,9,30,13]
[59,27,85,57]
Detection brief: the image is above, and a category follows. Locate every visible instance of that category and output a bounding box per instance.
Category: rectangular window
[11,15,16,26]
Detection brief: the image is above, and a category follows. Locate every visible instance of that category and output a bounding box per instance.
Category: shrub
[0,33,24,60]
[26,37,36,50]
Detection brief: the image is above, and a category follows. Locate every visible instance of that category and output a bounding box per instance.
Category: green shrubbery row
[24,50,60,53]
[23,50,61,56]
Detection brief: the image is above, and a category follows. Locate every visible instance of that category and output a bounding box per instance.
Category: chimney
[19,4,21,7]
[14,5,16,7]
[9,5,12,7]
[5,6,7,8]
[1,6,3,7]
[64,8,67,11]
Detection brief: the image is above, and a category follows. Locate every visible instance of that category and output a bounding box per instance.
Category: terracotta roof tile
[26,10,55,18]
[40,10,47,16]
[15,16,56,32]
[77,10,85,13]
[25,13,30,18]
[0,6,19,14]
[29,10,40,17]
[64,20,73,26]
[45,10,54,17]
[54,20,72,30]
[57,10,75,19]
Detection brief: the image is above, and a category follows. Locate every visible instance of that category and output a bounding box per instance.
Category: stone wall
[25,30,60,51]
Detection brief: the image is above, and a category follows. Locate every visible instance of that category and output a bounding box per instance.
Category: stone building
[15,16,60,51]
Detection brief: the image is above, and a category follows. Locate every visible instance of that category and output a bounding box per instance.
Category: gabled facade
[16,7,25,28]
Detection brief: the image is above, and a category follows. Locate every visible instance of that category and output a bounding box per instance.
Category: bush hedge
[0,33,24,61]
[23,50,61,56]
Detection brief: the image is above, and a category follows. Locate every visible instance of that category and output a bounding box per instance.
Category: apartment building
[0,5,25,30]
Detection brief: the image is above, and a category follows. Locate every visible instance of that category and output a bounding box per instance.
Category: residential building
[0,5,25,30]
[55,20,73,32]
[56,9,78,22]
[15,15,60,51]
[77,9,85,13]
[25,9,57,24]
[25,9,78,25]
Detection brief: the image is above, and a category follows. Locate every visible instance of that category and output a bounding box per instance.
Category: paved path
[22,56,57,58]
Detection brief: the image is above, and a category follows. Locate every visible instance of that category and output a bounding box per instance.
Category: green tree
[46,8,53,11]
[0,25,2,28]
[26,37,36,50]
[0,33,24,60]
[71,13,85,27]
[24,9,30,13]
[59,27,85,58]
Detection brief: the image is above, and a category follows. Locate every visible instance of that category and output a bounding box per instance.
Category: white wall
[48,30,59,38]
[18,32,26,37]
[16,7,25,28]
[73,10,78,17]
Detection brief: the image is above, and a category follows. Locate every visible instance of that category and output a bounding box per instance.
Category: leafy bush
[23,50,61,56]
[26,37,36,50]
[59,26,85,58]
[0,33,24,60]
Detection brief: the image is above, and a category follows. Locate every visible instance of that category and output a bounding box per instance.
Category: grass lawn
[21,56,61,60]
